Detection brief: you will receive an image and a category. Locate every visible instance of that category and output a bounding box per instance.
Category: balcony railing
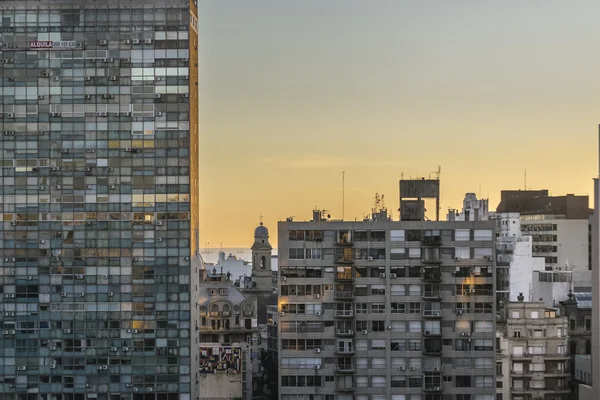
[335,272,353,282]
[422,365,442,373]
[336,239,353,246]
[422,272,442,282]
[335,329,355,337]
[334,348,355,356]
[422,310,442,318]
[334,291,355,301]
[423,384,442,392]
[422,291,442,300]
[422,236,442,246]
[335,256,354,264]
[423,329,442,337]
[336,364,355,373]
[422,347,442,355]
[334,310,354,318]
[335,383,355,392]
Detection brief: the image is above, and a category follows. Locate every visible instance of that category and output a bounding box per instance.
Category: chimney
[517,293,524,302]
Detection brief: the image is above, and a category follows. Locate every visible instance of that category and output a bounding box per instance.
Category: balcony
[334,291,355,301]
[334,348,355,356]
[422,365,442,373]
[335,329,355,337]
[422,236,441,246]
[422,268,441,282]
[422,347,442,355]
[423,329,442,337]
[422,291,442,300]
[334,310,354,319]
[334,255,354,264]
[336,364,355,373]
[335,271,353,282]
[335,383,355,392]
[423,384,442,392]
[336,239,353,246]
[422,309,442,318]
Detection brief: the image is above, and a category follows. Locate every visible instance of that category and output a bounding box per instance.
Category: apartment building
[496,190,591,288]
[0,1,201,398]
[277,208,496,400]
[498,299,570,400]
[197,271,259,400]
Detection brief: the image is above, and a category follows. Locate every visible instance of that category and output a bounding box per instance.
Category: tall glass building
[0,1,201,399]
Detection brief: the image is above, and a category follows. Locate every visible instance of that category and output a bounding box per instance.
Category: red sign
[29,41,54,49]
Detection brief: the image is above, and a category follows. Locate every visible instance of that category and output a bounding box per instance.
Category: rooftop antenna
[524,168,527,190]
[342,171,345,220]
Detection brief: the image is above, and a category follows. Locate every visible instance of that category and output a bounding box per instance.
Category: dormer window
[209,289,217,296]
[219,288,228,296]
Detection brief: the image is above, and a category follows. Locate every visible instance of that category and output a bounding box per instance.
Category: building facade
[0,0,200,398]
[498,300,570,400]
[278,210,496,400]
[197,271,259,400]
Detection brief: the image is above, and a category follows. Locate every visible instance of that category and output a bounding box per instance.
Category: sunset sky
[198,0,599,248]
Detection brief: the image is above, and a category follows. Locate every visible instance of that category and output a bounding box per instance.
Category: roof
[254,223,268,236]
[573,292,592,309]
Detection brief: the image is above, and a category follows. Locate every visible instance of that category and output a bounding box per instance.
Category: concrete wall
[198,373,244,400]
[509,237,544,301]
[555,219,591,287]
[579,384,593,400]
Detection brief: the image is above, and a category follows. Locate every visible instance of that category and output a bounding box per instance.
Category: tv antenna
[342,171,345,220]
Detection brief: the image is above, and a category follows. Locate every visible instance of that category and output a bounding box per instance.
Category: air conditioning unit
[52,76,60,81]
[85,77,92,82]
[362,330,368,335]
[147,388,154,392]
[387,325,392,330]
[61,292,67,297]
[10,222,15,226]
[121,112,131,116]
[3,131,14,136]
[4,312,14,316]
[55,185,61,189]
[96,112,107,117]
[96,365,103,370]
[38,95,44,100]
[124,40,131,44]
[61,148,69,154]
[102,58,114,63]
[379,273,386,278]
[314,348,321,353]
[108,76,117,81]
[124,147,132,152]
[133,388,139,392]
[99,40,107,45]
[17,366,26,371]
[78,292,85,297]
[102,365,108,370]
[85,384,92,388]
[389,273,397,279]
[456,309,463,315]
[108,292,114,297]
[126,384,133,388]
[454,257,461,261]
[26,276,33,280]
[484,256,493,261]
[50,364,56,369]
[155,111,162,116]
[155,221,163,226]
[127,329,138,334]
[6,113,14,118]
[281,276,286,281]
[182,75,189,80]
[314,365,320,370]
[156,238,162,242]
[398,366,405,371]
[368,257,374,261]
[51,166,60,171]
[464,291,470,296]
[144,39,153,44]
[181,58,189,62]
[280,312,285,316]
[109,185,116,190]
[50,346,57,351]
[154,94,161,99]
[51,113,61,117]
[469,289,476,293]
[3,295,14,300]
[409,366,416,371]
[132,39,140,44]
[313,294,321,299]
[315,311,321,316]
[122,347,130,351]
[181,93,189,98]
[63,329,71,333]
[41,71,49,77]
[8,272,14,276]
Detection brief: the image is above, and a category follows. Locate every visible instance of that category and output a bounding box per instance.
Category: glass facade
[0,1,200,398]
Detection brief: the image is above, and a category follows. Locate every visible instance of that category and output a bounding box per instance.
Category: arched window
[260,256,266,269]
[210,304,219,313]
[244,303,252,312]
[223,304,231,313]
